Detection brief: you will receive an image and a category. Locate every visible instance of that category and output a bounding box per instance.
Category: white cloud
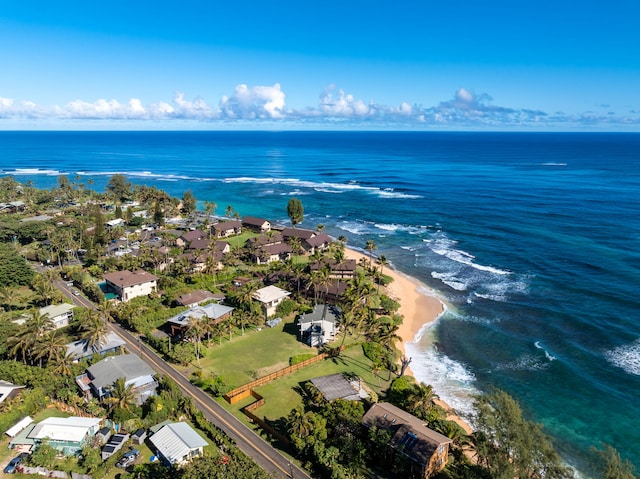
[219,83,286,119]
[0,84,638,129]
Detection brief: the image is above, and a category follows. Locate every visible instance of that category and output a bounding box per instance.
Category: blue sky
[1,0,639,130]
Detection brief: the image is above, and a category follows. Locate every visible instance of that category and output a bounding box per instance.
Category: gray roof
[299,304,341,325]
[87,354,155,390]
[310,374,365,401]
[66,331,126,359]
[167,303,234,327]
[149,422,207,465]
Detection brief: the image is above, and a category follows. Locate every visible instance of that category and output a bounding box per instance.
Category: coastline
[344,247,473,434]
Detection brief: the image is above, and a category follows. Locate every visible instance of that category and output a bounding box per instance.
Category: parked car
[4,453,28,474]
[116,449,140,468]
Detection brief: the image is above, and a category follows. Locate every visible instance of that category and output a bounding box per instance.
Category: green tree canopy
[287,198,304,227]
[106,174,132,202]
[0,244,34,287]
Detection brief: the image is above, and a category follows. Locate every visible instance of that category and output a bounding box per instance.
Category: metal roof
[149,422,207,465]
[29,417,101,443]
[87,354,155,390]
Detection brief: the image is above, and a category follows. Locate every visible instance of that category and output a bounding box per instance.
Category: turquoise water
[2,131,639,475]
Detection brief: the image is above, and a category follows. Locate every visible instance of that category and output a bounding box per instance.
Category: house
[9,416,102,455]
[362,402,452,478]
[305,234,333,255]
[298,304,341,347]
[309,258,357,279]
[76,354,157,405]
[65,331,126,360]
[105,218,126,229]
[254,243,292,264]
[166,303,234,337]
[175,229,206,247]
[212,220,242,238]
[103,269,158,302]
[131,428,147,445]
[253,285,291,318]
[242,216,271,233]
[149,422,208,466]
[175,290,217,307]
[95,427,112,445]
[282,227,316,241]
[0,381,26,405]
[5,416,33,438]
[40,303,75,329]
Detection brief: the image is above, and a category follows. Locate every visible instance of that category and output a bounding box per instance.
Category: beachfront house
[103,269,158,302]
[76,354,157,405]
[253,285,291,318]
[298,304,341,347]
[362,402,452,478]
[242,216,271,233]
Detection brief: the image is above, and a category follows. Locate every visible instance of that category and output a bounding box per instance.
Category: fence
[224,352,329,404]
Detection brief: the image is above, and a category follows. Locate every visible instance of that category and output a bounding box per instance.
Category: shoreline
[343,246,474,434]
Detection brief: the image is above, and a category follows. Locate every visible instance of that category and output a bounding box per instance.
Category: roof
[5,416,33,437]
[253,285,291,304]
[40,303,75,318]
[175,290,216,306]
[149,422,207,465]
[306,234,332,247]
[282,227,315,240]
[103,269,158,288]
[362,402,452,466]
[167,303,234,327]
[178,230,205,242]
[87,354,155,390]
[260,243,292,255]
[187,238,211,250]
[212,220,242,231]
[299,304,341,325]
[0,381,25,405]
[242,216,270,227]
[29,417,101,443]
[310,374,367,401]
[66,331,126,359]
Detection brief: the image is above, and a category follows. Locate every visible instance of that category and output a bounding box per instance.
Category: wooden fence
[224,352,329,404]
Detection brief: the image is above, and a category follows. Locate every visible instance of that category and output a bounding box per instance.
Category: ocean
[1,131,639,476]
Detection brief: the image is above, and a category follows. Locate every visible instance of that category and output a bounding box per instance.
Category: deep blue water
[2,131,640,476]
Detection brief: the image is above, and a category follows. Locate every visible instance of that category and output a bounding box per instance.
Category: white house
[9,416,102,455]
[103,269,158,302]
[40,303,75,329]
[253,285,291,318]
[298,304,341,347]
[149,422,208,466]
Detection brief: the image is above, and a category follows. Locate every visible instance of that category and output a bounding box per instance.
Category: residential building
[40,303,75,329]
[65,331,126,360]
[149,422,208,466]
[242,216,271,233]
[103,269,158,302]
[253,285,291,318]
[9,417,102,455]
[166,303,234,337]
[362,402,452,478]
[0,381,25,405]
[298,304,341,347]
[212,220,242,238]
[175,229,206,247]
[76,354,157,405]
[175,290,217,307]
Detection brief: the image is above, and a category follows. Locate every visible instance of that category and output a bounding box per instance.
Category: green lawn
[192,316,318,388]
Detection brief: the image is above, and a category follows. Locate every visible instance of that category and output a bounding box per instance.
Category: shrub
[290,353,316,366]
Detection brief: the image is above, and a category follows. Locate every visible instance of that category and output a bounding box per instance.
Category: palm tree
[27,309,55,341]
[34,329,67,365]
[377,255,389,292]
[407,383,439,420]
[365,239,377,270]
[309,266,332,305]
[7,329,33,364]
[186,317,206,365]
[81,310,110,353]
[52,351,76,376]
[105,378,137,412]
[287,406,314,439]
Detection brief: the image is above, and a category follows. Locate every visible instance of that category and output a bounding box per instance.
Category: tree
[0,244,34,287]
[287,198,304,227]
[593,445,638,479]
[365,238,377,269]
[182,189,197,215]
[406,382,438,420]
[105,377,137,412]
[106,174,132,202]
[80,310,110,353]
[473,390,573,479]
[153,200,165,226]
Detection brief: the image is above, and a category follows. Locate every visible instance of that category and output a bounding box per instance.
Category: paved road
[61,285,311,479]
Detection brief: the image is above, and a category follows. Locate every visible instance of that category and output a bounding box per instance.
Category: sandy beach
[344,247,473,433]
